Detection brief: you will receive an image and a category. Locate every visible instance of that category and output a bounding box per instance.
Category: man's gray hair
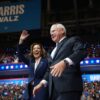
[50,23,66,35]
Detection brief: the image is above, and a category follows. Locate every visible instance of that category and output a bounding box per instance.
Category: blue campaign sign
[0,78,28,85]
[82,74,100,82]
[0,0,41,33]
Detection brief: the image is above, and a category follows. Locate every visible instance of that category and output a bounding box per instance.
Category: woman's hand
[19,30,29,44]
[33,83,43,97]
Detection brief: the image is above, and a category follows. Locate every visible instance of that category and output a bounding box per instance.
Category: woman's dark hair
[29,43,47,58]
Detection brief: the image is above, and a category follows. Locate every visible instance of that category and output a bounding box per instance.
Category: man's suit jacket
[44,36,87,98]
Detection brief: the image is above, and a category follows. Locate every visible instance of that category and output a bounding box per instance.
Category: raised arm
[19,30,30,44]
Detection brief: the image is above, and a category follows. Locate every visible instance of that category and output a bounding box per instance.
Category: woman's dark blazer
[17,44,49,100]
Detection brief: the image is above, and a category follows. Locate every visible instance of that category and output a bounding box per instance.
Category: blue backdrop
[0,0,41,33]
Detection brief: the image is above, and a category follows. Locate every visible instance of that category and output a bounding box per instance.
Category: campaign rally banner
[0,0,41,33]
[82,74,100,82]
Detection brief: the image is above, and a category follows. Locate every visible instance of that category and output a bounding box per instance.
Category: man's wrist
[64,59,69,66]
[64,58,74,66]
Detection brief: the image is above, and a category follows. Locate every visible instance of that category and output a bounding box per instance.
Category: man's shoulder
[68,35,80,39]
[66,35,80,42]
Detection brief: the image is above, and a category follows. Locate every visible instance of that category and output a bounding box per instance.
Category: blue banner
[82,74,100,82]
[0,0,41,33]
[0,78,28,85]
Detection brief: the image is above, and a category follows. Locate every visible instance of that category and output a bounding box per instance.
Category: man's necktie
[51,43,59,59]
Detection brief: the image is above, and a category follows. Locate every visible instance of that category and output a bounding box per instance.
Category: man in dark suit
[33,23,87,100]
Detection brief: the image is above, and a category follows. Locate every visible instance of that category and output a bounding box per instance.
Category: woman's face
[32,44,42,58]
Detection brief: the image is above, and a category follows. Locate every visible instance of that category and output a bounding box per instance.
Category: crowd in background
[0,80,99,100]
[87,44,100,58]
[0,43,100,64]
[81,81,100,100]
[0,82,27,100]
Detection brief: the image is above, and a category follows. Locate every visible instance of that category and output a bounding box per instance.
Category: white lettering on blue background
[0,4,24,22]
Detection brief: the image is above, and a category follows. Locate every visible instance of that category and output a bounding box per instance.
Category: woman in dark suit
[18,30,49,100]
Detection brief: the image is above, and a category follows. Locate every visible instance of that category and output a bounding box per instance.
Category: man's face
[50,25,64,43]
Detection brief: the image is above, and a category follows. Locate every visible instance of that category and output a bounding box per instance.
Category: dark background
[0,0,100,48]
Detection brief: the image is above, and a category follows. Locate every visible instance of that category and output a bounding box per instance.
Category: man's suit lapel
[49,38,67,98]
[53,37,67,60]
